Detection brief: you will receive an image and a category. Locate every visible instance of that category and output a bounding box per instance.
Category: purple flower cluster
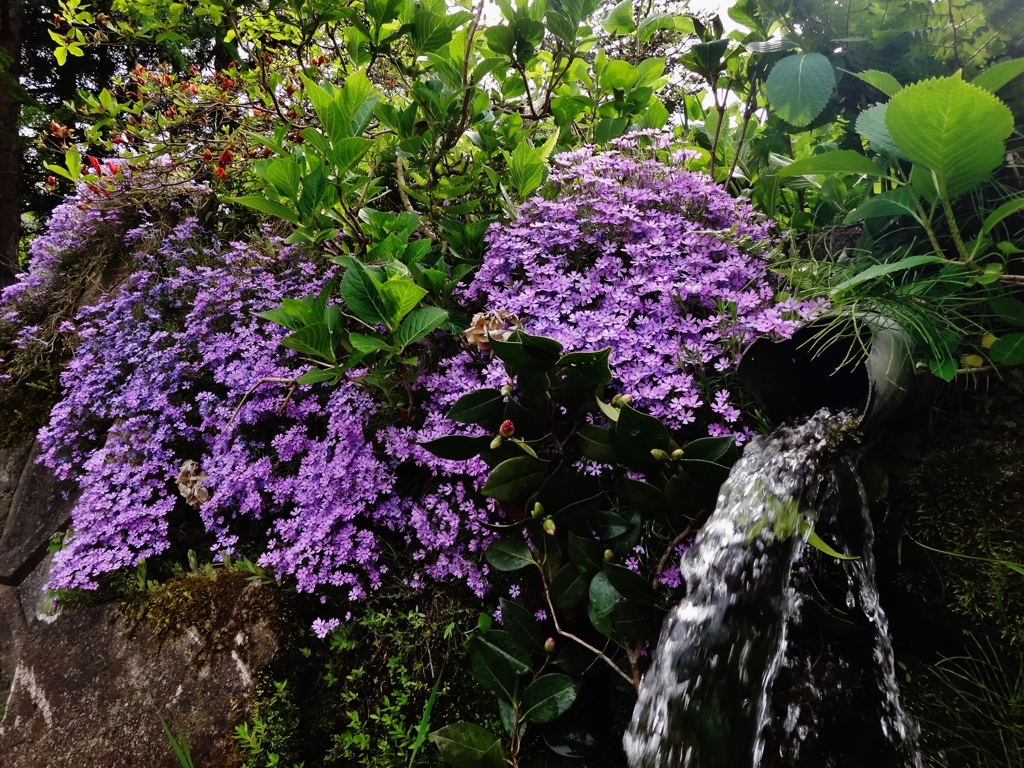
[463,138,821,434]
[35,219,401,596]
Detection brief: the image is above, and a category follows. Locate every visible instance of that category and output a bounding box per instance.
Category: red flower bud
[47,176,56,186]
[87,155,101,174]
[214,166,227,180]
[544,637,556,653]
[217,148,233,167]
[499,420,515,438]
[50,121,61,135]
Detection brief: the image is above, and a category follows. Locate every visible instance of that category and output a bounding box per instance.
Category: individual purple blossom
[312,617,341,638]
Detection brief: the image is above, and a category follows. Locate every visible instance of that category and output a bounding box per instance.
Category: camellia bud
[611,393,621,406]
[619,394,633,405]
[500,384,513,397]
[542,518,556,535]
[532,501,545,519]
[603,549,614,562]
[671,449,684,460]
[499,419,515,438]
[650,448,671,462]
[544,637,556,654]
[490,436,503,450]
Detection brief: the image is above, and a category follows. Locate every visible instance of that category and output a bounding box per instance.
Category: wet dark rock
[0,439,32,551]
[0,565,283,768]
[0,441,76,586]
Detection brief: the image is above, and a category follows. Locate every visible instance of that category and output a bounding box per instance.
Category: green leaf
[418,434,493,460]
[484,26,516,57]
[855,104,903,157]
[806,529,858,560]
[340,261,388,326]
[65,146,82,180]
[638,14,694,42]
[521,675,579,724]
[412,11,452,53]
[601,0,635,35]
[577,425,616,464]
[485,538,536,571]
[848,69,902,97]
[254,306,302,331]
[990,296,1024,326]
[475,631,533,676]
[499,598,546,651]
[778,150,885,178]
[600,60,639,91]
[54,46,68,66]
[609,601,661,643]
[972,58,1024,93]
[331,136,373,172]
[281,323,337,363]
[587,573,618,636]
[394,306,448,350]
[379,278,428,329]
[349,333,390,353]
[989,332,1024,365]
[469,638,520,703]
[603,562,659,606]
[506,141,546,200]
[594,117,628,144]
[296,368,340,385]
[550,564,589,609]
[765,53,835,127]
[843,188,919,224]
[614,403,669,462]
[682,436,736,462]
[229,195,299,224]
[482,456,548,502]
[431,722,506,768]
[982,199,1024,235]
[447,389,505,428]
[885,76,1014,199]
[568,533,605,576]
[830,254,946,294]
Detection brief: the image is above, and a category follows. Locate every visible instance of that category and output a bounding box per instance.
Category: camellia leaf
[447,389,505,428]
[418,434,493,461]
[855,104,903,157]
[777,150,885,178]
[485,537,536,571]
[885,75,1014,199]
[521,674,579,724]
[765,53,835,127]
[550,564,589,609]
[482,456,548,502]
[613,403,669,462]
[431,722,506,768]
[469,638,521,703]
[499,598,546,651]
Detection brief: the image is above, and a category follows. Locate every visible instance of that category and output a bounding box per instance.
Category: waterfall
[623,410,921,768]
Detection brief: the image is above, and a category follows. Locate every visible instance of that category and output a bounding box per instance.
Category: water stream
[623,410,921,768]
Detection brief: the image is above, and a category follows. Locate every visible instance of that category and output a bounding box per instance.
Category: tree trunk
[0,0,23,290]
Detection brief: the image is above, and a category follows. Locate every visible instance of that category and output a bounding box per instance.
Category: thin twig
[652,525,693,589]
[539,564,636,689]
[228,376,298,426]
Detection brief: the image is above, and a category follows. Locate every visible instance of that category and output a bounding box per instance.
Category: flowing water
[623,410,921,768]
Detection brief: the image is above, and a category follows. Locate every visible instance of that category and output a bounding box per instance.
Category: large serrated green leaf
[281,323,337,363]
[412,10,452,53]
[766,53,835,127]
[340,261,388,327]
[885,76,1014,200]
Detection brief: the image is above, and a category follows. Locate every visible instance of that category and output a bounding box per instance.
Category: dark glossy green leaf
[482,456,548,502]
[603,562,658,606]
[349,332,390,353]
[500,598,546,651]
[568,533,605,576]
[591,510,633,541]
[418,434,493,461]
[587,572,618,636]
[554,348,613,390]
[254,306,302,331]
[577,425,616,464]
[296,367,339,385]
[521,674,579,724]
[542,724,598,757]
[340,261,388,327]
[682,436,736,463]
[485,537,536,571]
[614,403,670,462]
[554,492,603,524]
[476,631,533,676]
[550,564,589,609]
[609,601,662,643]
[470,638,520,703]
[431,722,506,768]
[447,389,505,429]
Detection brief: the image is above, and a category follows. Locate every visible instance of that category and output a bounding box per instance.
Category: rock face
[0,443,284,768]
